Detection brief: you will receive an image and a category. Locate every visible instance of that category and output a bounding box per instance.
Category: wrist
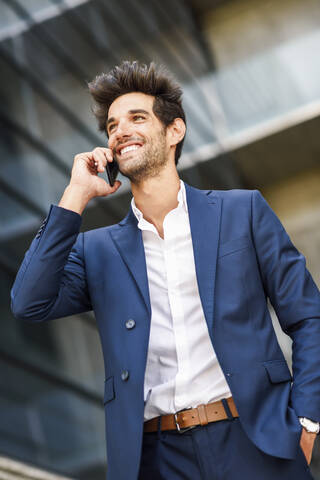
[59,184,92,215]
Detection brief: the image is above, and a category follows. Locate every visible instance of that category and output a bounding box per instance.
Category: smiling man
[11,61,320,480]
[107,97,169,184]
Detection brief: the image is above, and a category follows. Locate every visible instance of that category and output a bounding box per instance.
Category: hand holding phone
[59,147,121,215]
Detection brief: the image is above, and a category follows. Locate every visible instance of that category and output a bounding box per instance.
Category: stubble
[117,130,168,185]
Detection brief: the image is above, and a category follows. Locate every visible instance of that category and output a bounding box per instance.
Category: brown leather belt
[144,397,239,433]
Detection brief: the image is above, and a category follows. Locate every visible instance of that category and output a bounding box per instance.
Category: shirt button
[125,319,136,330]
[121,370,129,381]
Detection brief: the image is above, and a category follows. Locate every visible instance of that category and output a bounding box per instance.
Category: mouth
[116,142,143,157]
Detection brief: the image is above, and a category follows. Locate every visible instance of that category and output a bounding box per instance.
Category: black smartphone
[106,155,119,187]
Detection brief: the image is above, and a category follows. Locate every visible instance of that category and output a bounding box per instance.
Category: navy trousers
[138,417,313,479]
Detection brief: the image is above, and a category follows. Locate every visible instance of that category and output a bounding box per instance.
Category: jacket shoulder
[209,188,257,207]
[186,182,256,201]
[212,188,256,199]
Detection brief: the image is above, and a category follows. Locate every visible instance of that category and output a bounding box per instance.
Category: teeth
[120,144,141,155]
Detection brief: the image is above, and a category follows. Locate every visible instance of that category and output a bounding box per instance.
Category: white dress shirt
[131,180,231,421]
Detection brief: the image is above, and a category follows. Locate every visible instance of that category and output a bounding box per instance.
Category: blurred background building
[0,0,320,478]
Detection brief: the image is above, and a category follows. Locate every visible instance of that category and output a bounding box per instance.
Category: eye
[133,115,145,121]
[108,123,116,133]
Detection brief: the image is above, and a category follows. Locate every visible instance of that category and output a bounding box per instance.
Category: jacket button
[121,370,129,381]
[125,319,135,330]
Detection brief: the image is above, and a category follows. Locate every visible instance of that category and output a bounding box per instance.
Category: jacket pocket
[263,359,292,383]
[218,235,250,258]
[104,376,115,404]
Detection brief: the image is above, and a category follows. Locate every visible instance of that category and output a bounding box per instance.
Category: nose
[109,122,132,152]
[114,118,133,140]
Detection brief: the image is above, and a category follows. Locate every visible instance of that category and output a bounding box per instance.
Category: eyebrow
[107,109,150,128]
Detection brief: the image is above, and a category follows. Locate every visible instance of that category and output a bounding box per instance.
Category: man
[11,61,320,480]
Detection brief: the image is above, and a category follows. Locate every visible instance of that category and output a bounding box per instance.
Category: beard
[116,130,168,185]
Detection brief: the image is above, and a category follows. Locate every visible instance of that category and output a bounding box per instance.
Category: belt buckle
[174,410,196,434]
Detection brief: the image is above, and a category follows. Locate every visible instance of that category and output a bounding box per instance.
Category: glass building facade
[1,0,320,478]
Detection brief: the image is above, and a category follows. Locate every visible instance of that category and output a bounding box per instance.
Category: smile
[119,143,143,155]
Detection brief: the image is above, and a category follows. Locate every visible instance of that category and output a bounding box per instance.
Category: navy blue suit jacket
[11,183,320,480]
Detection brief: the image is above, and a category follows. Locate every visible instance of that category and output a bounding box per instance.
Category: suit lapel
[110,183,221,333]
[185,183,222,334]
[110,210,151,317]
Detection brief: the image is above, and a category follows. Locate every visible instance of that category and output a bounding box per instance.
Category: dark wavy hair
[88,61,186,165]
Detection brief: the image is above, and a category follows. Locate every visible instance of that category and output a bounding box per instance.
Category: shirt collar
[131,179,187,227]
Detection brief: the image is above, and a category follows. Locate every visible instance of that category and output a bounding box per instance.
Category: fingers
[99,179,122,198]
[92,147,113,173]
[72,148,115,182]
[109,180,122,193]
[73,152,95,175]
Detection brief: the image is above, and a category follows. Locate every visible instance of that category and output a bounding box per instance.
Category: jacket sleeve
[11,204,92,322]
[251,190,320,421]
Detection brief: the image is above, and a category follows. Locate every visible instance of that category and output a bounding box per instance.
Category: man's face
[107,92,169,184]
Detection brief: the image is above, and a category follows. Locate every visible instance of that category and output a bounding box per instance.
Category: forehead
[108,92,155,119]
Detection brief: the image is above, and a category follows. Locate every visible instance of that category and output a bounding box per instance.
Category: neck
[131,161,181,234]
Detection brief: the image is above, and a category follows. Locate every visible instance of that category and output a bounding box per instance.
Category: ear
[167,118,186,148]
